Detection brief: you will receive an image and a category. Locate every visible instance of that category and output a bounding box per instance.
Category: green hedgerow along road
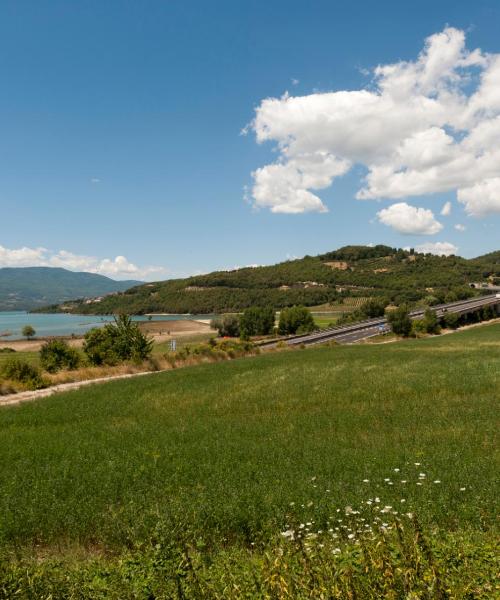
[262,293,500,347]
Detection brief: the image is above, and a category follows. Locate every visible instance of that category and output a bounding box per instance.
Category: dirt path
[0,368,168,409]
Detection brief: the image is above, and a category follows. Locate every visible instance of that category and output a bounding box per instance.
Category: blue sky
[1,0,499,280]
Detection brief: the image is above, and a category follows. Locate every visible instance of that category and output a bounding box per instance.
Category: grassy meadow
[0,324,499,597]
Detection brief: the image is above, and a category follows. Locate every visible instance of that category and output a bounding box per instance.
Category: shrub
[360,298,387,318]
[210,314,240,337]
[442,311,460,329]
[278,306,315,335]
[83,315,153,366]
[239,306,275,339]
[1,359,46,390]
[387,305,412,337]
[0,348,16,353]
[39,340,81,373]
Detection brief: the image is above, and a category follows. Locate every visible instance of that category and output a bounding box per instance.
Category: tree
[422,308,441,334]
[83,315,153,366]
[40,339,81,373]
[278,306,315,335]
[22,325,36,340]
[387,305,412,337]
[360,298,387,319]
[239,307,275,339]
[442,312,460,329]
[210,314,240,338]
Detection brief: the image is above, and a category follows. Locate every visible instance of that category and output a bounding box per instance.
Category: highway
[261,294,500,348]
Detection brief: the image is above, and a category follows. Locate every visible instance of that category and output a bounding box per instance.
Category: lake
[0,312,212,340]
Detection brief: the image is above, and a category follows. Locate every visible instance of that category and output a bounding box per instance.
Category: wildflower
[307,501,313,507]
[414,462,421,466]
[375,497,380,503]
[280,530,295,540]
[419,473,426,478]
[345,506,354,515]
[347,533,355,539]
[333,548,341,554]
[363,479,369,483]
[416,482,423,486]
[460,487,466,491]
[433,480,441,484]
[400,499,406,503]
[401,480,407,483]
[394,468,400,472]
[289,502,295,506]
[384,478,390,482]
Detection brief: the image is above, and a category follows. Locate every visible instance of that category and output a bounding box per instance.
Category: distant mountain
[0,267,142,311]
[40,245,500,316]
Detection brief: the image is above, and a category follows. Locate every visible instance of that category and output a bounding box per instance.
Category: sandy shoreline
[0,319,214,351]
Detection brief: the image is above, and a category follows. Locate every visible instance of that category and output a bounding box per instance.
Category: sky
[1,0,499,280]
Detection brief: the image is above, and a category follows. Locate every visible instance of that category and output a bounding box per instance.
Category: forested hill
[0,267,141,311]
[37,245,500,315]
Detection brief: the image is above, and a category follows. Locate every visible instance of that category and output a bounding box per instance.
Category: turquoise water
[0,312,211,341]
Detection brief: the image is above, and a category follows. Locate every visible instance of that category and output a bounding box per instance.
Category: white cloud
[291,78,300,86]
[0,245,166,280]
[457,177,500,216]
[248,27,500,218]
[376,202,443,235]
[454,223,466,232]
[90,178,101,184]
[441,201,452,216]
[414,241,458,256]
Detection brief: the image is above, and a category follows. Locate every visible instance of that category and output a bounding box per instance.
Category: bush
[1,359,46,390]
[0,348,16,353]
[83,315,153,366]
[278,306,315,335]
[210,314,240,337]
[387,305,412,337]
[360,298,387,318]
[39,340,81,373]
[442,311,460,329]
[239,306,275,339]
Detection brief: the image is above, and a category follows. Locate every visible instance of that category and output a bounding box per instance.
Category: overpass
[261,294,500,348]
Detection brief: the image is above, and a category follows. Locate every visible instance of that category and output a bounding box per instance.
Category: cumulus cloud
[0,245,166,280]
[457,177,500,216]
[376,202,443,234]
[248,27,500,220]
[414,241,459,256]
[454,223,466,232]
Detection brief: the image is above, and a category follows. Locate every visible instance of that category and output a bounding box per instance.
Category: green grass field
[0,324,499,597]
[0,349,39,367]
